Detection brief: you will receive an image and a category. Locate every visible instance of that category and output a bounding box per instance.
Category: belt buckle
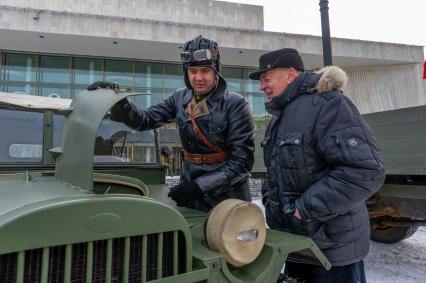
[192,154,202,163]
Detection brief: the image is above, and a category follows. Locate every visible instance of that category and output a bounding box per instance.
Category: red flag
[424,60,426,79]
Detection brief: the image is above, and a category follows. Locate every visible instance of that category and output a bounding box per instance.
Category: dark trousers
[283,260,366,283]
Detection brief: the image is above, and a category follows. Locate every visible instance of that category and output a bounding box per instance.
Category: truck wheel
[370,225,418,244]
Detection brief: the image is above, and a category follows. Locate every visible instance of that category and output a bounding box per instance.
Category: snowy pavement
[165,178,426,282]
[365,227,426,283]
[251,198,426,283]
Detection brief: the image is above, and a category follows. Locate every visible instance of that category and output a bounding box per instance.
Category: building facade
[1,0,425,168]
[0,52,266,119]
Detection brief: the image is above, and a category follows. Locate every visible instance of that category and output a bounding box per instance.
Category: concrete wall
[0,0,424,113]
[0,3,422,69]
[0,0,264,31]
[345,63,426,113]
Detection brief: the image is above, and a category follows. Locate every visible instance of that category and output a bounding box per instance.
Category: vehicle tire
[370,225,418,244]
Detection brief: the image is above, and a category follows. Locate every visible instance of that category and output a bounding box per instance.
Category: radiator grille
[93,240,108,282]
[112,238,125,282]
[129,236,143,282]
[24,248,42,283]
[146,234,158,281]
[49,245,66,283]
[0,231,186,283]
[0,252,17,283]
[71,242,87,282]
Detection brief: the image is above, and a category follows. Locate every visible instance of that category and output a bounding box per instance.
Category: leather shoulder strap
[186,102,222,153]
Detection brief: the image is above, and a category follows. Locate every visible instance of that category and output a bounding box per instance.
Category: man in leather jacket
[88,35,255,211]
[249,48,385,283]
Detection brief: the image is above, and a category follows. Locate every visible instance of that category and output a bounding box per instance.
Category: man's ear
[287,68,299,84]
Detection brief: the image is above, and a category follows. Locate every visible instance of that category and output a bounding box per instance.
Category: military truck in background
[0,90,330,283]
[363,106,426,243]
[252,106,426,244]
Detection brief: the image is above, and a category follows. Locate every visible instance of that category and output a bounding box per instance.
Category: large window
[222,67,242,92]
[1,53,36,95]
[0,51,271,171]
[135,62,162,89]
[2,53,36,82]
[104,59,133,89]
[39,55,70,84]
[0,51,269,126]
[72,57,103,97]
[39,55,71,98]
[73,57,103,86]
[2,84,35,96]
[133,90,163,109]
[163,64,185,93]
[134,62,163,108]
[243,69,267,120]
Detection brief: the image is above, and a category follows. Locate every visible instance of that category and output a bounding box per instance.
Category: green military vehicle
[0,89,330,283]
[252,106,426,245]
[363,107,426,243]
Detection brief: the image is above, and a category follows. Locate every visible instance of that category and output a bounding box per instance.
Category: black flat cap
[249,48,305,80]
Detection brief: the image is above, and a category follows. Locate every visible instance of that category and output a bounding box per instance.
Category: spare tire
[205,199,266,267]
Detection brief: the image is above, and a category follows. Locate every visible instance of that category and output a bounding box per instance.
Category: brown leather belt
[184,151,230,164]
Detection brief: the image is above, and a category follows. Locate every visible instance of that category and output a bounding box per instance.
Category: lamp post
[319,0,333,66]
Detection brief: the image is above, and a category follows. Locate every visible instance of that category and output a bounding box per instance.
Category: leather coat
[114,74,255,210]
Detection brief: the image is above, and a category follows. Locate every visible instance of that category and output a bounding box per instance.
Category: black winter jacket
[262,67,385,266]
[115,75,255,209]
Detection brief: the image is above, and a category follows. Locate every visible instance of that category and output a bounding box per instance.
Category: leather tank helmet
[180,35,221,89]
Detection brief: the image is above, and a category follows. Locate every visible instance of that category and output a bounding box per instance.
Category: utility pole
[319,0,333,66]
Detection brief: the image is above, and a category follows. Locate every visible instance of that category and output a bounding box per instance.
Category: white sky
[221,0,426,58]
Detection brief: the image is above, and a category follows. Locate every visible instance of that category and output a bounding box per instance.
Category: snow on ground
[165,178,426,282]
[365,227,426,283]
[252,198,426,283]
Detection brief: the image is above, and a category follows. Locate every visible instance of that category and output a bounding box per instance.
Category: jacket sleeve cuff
[295,198,308,220]
[195,171,229,193]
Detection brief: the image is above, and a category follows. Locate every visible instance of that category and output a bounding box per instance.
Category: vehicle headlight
[205,199,266,267]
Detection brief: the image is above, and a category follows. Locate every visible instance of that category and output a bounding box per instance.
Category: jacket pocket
[278,133,305,169]
[264,199,285,229]
[311,222,337,249]
[332,127,376,165]
[209,113,227,134]
[283,214,321,237]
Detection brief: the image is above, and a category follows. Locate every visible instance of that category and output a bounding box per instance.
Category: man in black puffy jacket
[88,35,255,212]
[249,48,385,283]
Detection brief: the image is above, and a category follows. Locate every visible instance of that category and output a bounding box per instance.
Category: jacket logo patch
[348,138,358,147]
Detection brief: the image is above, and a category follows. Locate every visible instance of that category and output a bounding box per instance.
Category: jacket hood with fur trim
[315,66,348,93]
